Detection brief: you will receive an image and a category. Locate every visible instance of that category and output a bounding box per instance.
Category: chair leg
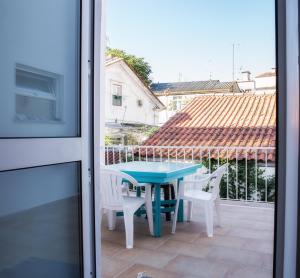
[204,201,214,237]
[145,186,154,235]
[171,197,181,234]
[170,180,178,198]
[107,210,116,231]
[123,209,134,249]
[215,199,222,227]
[187,201,193,222]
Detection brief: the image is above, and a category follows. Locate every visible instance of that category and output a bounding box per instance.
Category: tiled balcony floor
[101,202,274,278]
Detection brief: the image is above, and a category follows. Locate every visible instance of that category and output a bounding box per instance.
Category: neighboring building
[255,68,276,94]
[143,93,276,162]
[105,57,165,143]
[237,71,256,93]
[150,80,241,125]
[237,68,276,94]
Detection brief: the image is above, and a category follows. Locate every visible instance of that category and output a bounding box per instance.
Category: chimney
[241,71,251,81]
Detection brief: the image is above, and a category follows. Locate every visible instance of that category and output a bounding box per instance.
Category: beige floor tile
[194,234,247,249]
[260,253,274,271]
[133,234,170,250]
[157,239,211,259]
[115,264,181,278]
[168,231,201,243]
[207,246,264,267]
[101,241,123,257]
[164,255,231,278]
[241,238,274,255]
[101,230,127,247]
[225,227,272,240]
[115,247,176,269]
[179,222,230,236]
[225,265,273,278]
[101,256,133,277]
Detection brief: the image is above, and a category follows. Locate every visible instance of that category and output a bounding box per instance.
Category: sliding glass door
[0,0,95,277]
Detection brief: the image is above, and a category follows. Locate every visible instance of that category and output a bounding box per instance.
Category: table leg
[154,184,161,237]
[177,178,184,222]
[136,186,142,217]
[163,185,171,221]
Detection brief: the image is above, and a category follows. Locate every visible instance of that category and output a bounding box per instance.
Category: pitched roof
[105,56,123,66]
[143,94,276,161]
[255,71,276,78]
[150,80,240,95]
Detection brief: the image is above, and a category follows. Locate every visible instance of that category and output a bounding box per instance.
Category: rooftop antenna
[232,43,240,81]
[208,59,213,80]
[178,72,183,82]
[106,35,110,47]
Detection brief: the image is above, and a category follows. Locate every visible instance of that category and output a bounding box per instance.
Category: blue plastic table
[107,161,201,237]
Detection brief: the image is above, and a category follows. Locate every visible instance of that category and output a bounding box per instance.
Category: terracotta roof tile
[143,94,276,161]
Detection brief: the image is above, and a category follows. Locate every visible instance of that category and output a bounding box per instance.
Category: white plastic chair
[172,164,228,237]
[100,168,153,249]
[182,165,209,220]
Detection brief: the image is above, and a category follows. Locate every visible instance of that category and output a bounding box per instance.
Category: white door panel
[0,0,95,277]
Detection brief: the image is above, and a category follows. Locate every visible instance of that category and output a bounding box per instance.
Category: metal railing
[102,145,276,204]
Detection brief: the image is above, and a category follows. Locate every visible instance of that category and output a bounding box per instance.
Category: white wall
[157,94,200,125]
[105,62,159,126]
[255,76,276,92]
[237,80,256,92]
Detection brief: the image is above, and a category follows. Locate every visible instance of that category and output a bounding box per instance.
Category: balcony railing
[103,145,276,204]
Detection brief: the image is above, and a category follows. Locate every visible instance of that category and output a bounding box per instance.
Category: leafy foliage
[201,159,275,202]
[107,48,152,86]
[105,125,160,146]
[104,135,115,145]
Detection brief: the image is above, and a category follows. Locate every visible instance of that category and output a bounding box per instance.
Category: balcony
[102,203,273,277]
[101,145,275,277]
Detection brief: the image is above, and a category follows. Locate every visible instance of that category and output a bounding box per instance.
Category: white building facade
[237,68,276,94]
[105,57,164,127]
[151,80,241,125]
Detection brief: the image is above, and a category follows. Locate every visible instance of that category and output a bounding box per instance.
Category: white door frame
[276,0,299,277]
[93,0,106,276]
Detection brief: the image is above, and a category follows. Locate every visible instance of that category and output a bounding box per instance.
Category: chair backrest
[197,165,208,175]
[184,165,208,182]
[100,168,138,209]
[208,164,228,199]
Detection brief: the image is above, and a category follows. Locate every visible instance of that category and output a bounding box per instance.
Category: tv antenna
[232,43,240,81]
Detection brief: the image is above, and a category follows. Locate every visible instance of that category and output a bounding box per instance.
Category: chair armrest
[179,176,211,190]
[193,173,211,180]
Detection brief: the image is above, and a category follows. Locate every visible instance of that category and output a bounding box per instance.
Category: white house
[237,71,256,93]
[237,68,276,94]
[105,57,165,127]
[255,68,276,94]
[151,80,241,125]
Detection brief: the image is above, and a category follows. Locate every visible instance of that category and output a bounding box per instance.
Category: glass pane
[16,95,58,122]
[0,163,83,278]
[0,0,80,137]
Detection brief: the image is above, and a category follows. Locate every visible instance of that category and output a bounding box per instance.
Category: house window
[137,99,143,107]
[112,84,122,106]
[15,64,63,123]
[170,96,182,111]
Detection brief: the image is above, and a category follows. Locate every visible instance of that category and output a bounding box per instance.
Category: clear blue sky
[106,0,276,83]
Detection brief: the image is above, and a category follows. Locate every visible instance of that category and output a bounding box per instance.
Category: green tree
[107,48,152,86]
